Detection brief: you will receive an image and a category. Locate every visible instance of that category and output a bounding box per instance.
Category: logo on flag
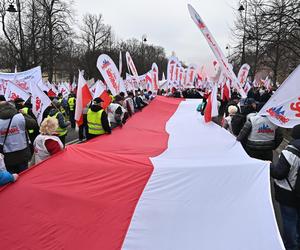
[36,97,41,112]
[101,60,111,70]
[290,97,300,117]
[266,106,289,124]
[194,13,205,29]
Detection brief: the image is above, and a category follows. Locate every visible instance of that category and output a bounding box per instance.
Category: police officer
[67,93,76,129]
[237,114,283,161]
[47,99,70,145]
[86,97,111,140]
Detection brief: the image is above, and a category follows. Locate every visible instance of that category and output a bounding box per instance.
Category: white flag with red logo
[259,65,300,128]
[97,54,127,96]
[238,64,250,86]
[75,70,93,126]
[119,51,123,75]
[244,81,252,94]
[58,82,70,98]
[188,4,246,98]
[185,64,197,88]
[221,76,231,101]
[126,52,138,77]
[151,63,159,91]
[204,83,218,123]
[167,56,178,88]
[30,83,52,125]
[5,82,30,102]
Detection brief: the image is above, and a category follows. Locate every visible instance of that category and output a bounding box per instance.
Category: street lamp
[141,34,147,73]
[6,0,17,13]
[239,1,247,66]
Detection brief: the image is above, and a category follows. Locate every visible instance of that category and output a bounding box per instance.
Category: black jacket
[271,139,300,207]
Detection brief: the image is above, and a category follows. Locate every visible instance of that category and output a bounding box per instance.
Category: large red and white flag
[151,63,159,91]
[188,4,246,98]
[30,83,52,124]
[221,76,231,101]
[259,65,300,128]
[126,52,138,77]
[5,82,30,102]
[75,70,93,126]
[238,64,250,86]
[0,97,284,250]
[97,54,127,96]
[204,83,218,123]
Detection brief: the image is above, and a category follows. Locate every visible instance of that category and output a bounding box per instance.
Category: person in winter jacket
[47,99,70,145]
[270,124,300,250]
[0,102,37,174]
[236,114,283,161]
[33,117,64,164]
[222,105,238,135]
[86,97,111,140]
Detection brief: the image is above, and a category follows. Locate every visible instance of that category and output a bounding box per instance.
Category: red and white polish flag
[75,70,93,126]
[0,97,284,250]
[204,83,219,123]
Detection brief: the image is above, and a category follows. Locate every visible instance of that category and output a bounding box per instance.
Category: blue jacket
[0,170,14,186]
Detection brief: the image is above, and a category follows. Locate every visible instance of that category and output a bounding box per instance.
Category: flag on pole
[93,80,112,110]
[75,70,93,126]
[238,64,250,86]
[258,65,300,128]
[126,52,138,77]
[151,63,159,91]
[30,83,52,125]
[119,51,122,75]
[188,4,246,98]
[5,82,30,102]
[204,83,218,123]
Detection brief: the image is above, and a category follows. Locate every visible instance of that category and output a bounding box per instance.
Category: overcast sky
[75,0,239,70]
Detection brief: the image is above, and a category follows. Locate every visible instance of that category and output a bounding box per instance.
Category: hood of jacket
[0,102,18,119]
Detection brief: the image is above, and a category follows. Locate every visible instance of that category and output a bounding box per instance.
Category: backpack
[231,113,246,136]
[285,146,300,198]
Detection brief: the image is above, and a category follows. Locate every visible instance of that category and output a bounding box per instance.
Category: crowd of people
[0,88,154,187]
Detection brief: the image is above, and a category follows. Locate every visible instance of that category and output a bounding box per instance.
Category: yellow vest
[48,112,67,136]
[68,97,75,111]
[87,109,105,135]
[21,107,34,134]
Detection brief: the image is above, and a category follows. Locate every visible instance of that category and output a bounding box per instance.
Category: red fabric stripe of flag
[47,89,57,97]
[100,90,112,110]
[204,92,213,123]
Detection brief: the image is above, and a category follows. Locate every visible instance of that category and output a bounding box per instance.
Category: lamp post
[225,45,231,59]
[141,34,147,73]
[238,1,247,66]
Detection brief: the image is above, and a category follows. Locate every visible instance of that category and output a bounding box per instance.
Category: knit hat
[228,105,238,115]
[291,124,300,140]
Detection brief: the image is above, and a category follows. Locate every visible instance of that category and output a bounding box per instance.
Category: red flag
[204,84,218,123]
[75,71,93,126]
[204,92,213,123]
[47,89,57,97]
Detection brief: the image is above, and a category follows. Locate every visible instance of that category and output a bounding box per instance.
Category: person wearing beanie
[270,124,300,250]
[222,105,238,135]
[86,97,111,140]
[33,117,64,164]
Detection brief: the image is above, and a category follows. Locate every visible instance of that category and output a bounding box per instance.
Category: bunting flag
[97,54,127,96]
[185,64,197,88]
[204,83,218,123]
[0,97,284,250]
[75,70,93,126]
[238,64,250,86]
[167,56,178,88]
[4,82,30,102]
[126,52,138,77]
[119,51,123,75]
[188,4,246,98]
[30,83,52,125]
[151,63,159,91]
[258,65,300,128]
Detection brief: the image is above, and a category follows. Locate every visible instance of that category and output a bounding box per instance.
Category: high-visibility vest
[21,107,34,134]
[68,97,75,111]
[48,112,67,137]
[87,109,105,135]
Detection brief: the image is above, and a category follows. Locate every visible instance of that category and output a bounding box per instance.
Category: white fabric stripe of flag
[122,99,284,250]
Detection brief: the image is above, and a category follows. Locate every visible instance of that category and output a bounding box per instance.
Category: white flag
[151,63,159,91]
[188,4,246,98]
[119,51,122,75]
[258,65,300,128]
[97,54,127,96]
[30,83,51,125]
[5,82,30,102]
[126,52,138,77]
[167,56,178,88]
[185,64,197,88]
[238,64,250,86]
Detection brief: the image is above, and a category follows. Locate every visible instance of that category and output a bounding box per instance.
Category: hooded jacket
[271,139,300,207]
[0,102,37,166]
